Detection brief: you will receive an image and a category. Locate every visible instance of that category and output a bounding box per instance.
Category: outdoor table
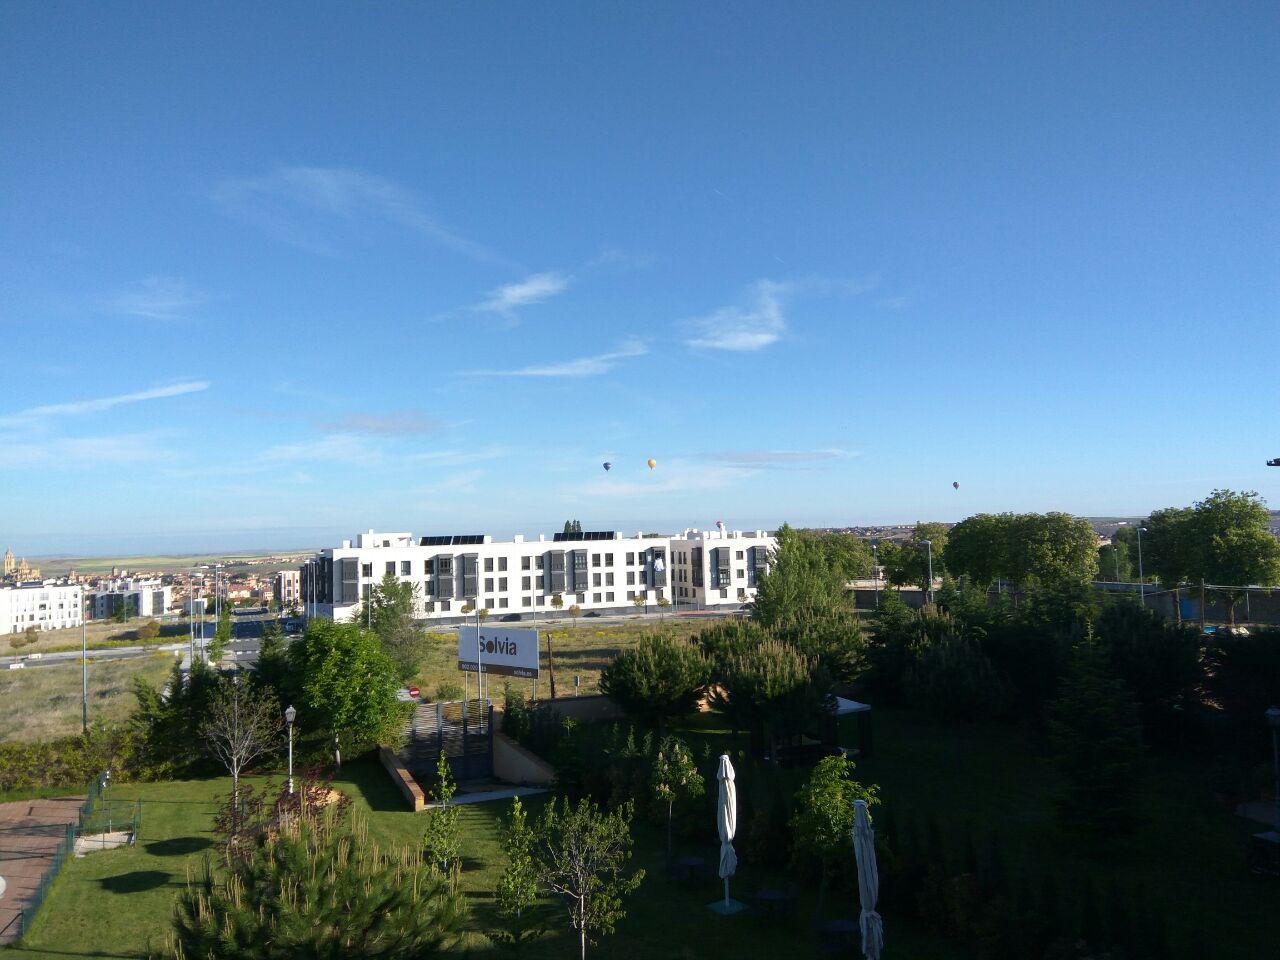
[818,918,858,954]
[752,887,796,923]
[671,855,706,883]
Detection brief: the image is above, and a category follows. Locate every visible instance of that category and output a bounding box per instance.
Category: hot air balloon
[647,458,656,470]
[603,462,612,472]
[716,520,726,533]
[952,481,960,490]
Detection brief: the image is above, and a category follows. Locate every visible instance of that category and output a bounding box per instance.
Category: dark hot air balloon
[953,481,960,490]
[603,462,612,472]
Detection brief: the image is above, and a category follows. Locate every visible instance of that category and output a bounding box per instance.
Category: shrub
[435,678,464,702]
[712,639,829,753]
[599,635,709,730]
[906,634,1009,721]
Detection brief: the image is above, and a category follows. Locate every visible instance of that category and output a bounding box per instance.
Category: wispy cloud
[214,166,506,264]
[476,272,571,320]
[258,433,384,465]
[464,338,647,378]
[107,277,205,320]
[578,459,754,497]
[416,469,487,497]
[706,448,854,468]
[0,380,209,427]
[0,432,173,469]
[685,280,788,351]
[315,411,443,436]
[408,446,512,466]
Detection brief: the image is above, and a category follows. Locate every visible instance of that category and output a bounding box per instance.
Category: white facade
[273,570,300,606]
[301,527,776,623]
[89,578,171,619]
[0,581,83,636]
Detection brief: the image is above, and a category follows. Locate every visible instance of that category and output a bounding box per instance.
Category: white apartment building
[0,581,83,636]
[273,570,301,607]
[300,527,776,624]
[88,578,171,619]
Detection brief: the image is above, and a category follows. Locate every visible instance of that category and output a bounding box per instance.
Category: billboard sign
[458,626,540,679]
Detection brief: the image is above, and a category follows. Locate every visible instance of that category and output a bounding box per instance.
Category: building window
[385,561,395,575]
[593,573,601,587]
[606,573,614,586]
[522,576,531,590]
[361,563,372,578]
[401,561,411,575]
[592,593,601,603]
[440,600,451,612]
[626,552,635,565]
[499,597,509,608]
[577,593,586,603]
[605,554,614,566]
[737,569,744,579]
[606,592,614,602]
[484,557,493,572]
[499,577,507,591]
[536,555,544,570]
[522,597,532,607]
[627,571,635,585]
[522,556,531,570]
[499,557,507,572]
[485,578,494,592]
[736,551,744,560]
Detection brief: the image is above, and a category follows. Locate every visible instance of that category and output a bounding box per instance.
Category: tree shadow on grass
[144,836,212,857]
[98,870,174,893]
[341,759,413,813]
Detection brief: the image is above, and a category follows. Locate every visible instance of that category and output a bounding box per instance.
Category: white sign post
[458,626,540,681]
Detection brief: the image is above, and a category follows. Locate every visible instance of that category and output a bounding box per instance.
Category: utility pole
[80,584,88,734]
[1136,526,1147,607]
[1200,579,1207,632]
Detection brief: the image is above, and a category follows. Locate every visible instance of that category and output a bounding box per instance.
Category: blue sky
[1,2,1277,555]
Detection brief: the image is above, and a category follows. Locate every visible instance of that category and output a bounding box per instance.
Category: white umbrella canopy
[853,799,884,959]
[717,754,738,881]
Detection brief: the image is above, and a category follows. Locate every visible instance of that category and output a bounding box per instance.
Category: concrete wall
[493,731,556,786]
[379,746,425,812]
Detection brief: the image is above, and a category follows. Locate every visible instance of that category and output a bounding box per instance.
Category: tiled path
[0,796,83,944]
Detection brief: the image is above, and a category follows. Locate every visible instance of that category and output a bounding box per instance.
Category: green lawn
[7,707,1273,959]
[6,757,956,960]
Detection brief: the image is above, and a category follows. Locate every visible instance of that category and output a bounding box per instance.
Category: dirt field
[0,655,175,742]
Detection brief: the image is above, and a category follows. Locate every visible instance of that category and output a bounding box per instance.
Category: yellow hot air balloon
[647,458,657,470]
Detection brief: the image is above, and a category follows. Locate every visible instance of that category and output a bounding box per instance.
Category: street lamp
[920,539,934,605]
[871,541,880,609]
[1137,526,1148,605]
[1267,706,1280,840]
[80,583,88,734]
[284,704,296,795]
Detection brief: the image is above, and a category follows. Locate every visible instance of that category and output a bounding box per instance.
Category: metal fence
[78,798,143,852]
[0,770,137,944]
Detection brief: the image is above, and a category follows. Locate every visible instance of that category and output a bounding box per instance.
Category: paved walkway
[425,786,547,810]
[0,796,83,944]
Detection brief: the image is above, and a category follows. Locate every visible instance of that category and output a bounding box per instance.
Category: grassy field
[0,654,176,742]
[31,551,310,578]
[412,615,725,700]
[2,617,191,657]
[6,759,957,960]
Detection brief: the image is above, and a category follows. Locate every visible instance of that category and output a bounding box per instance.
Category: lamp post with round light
[1136,525,1148,606]
[285,704,297,795]
[920,539,935,605]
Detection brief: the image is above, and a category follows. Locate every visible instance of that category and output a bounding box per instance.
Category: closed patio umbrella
[710,753,745,914]
[853,799,884,959]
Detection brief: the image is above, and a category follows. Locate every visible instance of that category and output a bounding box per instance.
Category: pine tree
[162,807,464,959]
[1047,629,1143,835]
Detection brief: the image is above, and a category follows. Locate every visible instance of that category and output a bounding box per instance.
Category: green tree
[883,522,949,594]
[599,636,709,731]
[162,807,464,959]
[550,594,564,615]
[1189,489,1280,625]
[1047,630,1142,835]
[253,619,289,695]
[112,597,137,623]
[791,755,879,922]
[136,618,161,642]
[568,604,582,628]
[651,736,704,865]
[943,513,1009,587]
[562,520,583,535]
[798,530,874,580]
[1096,538,1134,582]
[492,795,547,954]
[532,797,645,960]
[422,752,461,875]
[632,593,646,614]
[208,603,233,662]
[358,571,426,681]
[287,620,404,754]
[1013,512,1098,587]
[751,523,852,630]
[712,638,828,753]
